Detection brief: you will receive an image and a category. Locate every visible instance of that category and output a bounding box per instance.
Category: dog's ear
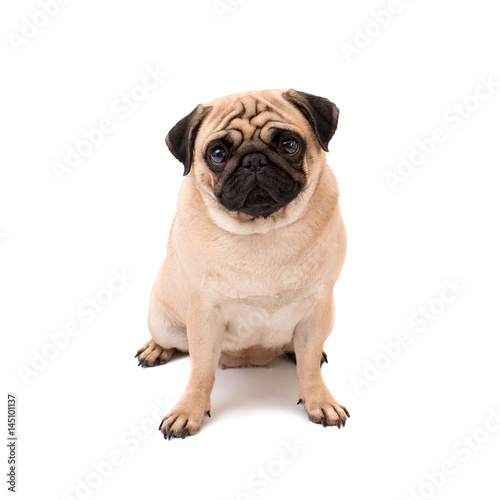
[166,105,212,175]
[283,90,339,152]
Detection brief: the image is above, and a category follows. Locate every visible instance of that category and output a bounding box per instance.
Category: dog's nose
[241,153,269,169]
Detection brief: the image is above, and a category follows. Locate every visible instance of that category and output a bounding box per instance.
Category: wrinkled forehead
[198,92,307,150]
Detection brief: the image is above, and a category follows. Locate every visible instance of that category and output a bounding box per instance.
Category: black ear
[283,90,339,152]
[165,104,212,175]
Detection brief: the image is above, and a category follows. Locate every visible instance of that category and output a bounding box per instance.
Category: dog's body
[137,89,349,438]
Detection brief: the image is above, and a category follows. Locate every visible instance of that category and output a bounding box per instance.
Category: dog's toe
[300,393,349,428]
[136,339,175,368]
[159,404,208,439]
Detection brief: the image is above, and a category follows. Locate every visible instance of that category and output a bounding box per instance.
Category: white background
[2,0,500,499]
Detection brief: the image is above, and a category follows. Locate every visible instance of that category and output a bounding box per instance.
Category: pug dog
[136,89,349,439]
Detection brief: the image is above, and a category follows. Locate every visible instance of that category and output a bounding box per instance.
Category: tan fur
[143,89,349,438]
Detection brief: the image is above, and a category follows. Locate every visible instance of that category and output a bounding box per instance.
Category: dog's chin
[218,184,302,218]
[240,186,281,217]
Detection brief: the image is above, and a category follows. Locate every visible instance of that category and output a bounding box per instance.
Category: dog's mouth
[217,163,304,218]
[242,186,277,215]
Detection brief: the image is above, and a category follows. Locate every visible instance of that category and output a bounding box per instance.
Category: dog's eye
[280,139,299,155]
[209,147,228,165]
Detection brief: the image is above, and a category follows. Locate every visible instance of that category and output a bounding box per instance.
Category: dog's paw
[135,339,176,368]
[298,393,350,428]
[159,402,210,440]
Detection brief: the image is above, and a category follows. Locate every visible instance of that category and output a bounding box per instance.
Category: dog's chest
[217,286,320,351]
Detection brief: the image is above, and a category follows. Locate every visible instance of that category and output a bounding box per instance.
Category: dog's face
[166,89,339,224]
[204,122,306,218]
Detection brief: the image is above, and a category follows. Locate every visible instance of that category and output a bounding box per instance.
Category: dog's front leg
[294,294,350,428]
[159,298,224,439]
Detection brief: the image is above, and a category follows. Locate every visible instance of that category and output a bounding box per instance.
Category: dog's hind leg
[136,283,189,368]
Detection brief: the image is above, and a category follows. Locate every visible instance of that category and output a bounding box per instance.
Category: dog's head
[166,89,339,225]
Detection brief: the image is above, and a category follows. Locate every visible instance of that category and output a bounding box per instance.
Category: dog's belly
[219,293,311,367]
